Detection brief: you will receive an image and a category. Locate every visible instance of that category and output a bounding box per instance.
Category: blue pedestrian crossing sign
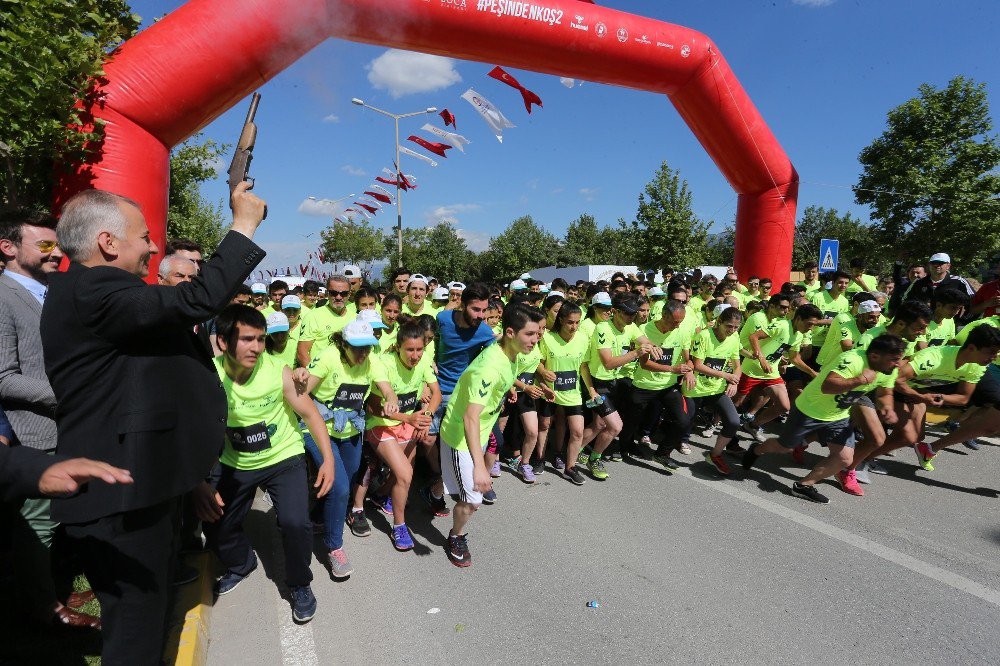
[819,238,839,272]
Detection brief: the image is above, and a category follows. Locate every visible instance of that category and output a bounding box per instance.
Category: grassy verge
[0,575,102,665]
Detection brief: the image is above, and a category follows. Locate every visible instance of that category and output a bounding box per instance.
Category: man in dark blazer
[41,183,266,664]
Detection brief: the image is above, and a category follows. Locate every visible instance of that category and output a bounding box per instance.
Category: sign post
[819,238,840,272]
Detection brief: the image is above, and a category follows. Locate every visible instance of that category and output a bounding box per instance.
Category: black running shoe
[346,510,371,537]
[741,443,760,470]
[419,485,450,517]
[791,482,830,504]
[563,465,586,485]
[447,532,472,567]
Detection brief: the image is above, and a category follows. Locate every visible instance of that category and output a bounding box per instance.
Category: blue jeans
[303,431,363,551]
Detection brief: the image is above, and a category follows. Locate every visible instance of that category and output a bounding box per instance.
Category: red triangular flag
[365,191,392,204]
[355,202,379,214]
[439,108,456,128]
[398,172,414,190]
[299,263,307,275]
[488,65,543,114]
[407,135,452,158]
[376,176,401,187]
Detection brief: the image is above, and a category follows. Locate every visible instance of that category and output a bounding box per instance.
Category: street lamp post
[352,98,437,267]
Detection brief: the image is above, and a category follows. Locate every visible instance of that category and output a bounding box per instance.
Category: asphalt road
[207,427,1000,665]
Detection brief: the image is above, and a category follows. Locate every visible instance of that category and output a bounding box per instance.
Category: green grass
[0,575,102,665]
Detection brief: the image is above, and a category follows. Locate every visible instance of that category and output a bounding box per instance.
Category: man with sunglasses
[296,274,356,367]
[0,208,102,630]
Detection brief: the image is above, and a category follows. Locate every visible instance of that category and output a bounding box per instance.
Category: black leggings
[682,393,740,439]
[621,385,690,454]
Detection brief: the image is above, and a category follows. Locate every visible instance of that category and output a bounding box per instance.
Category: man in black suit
[0,443,134,503]
[41,182,266,664]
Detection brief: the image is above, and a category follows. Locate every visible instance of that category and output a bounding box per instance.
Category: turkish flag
[375,176,399,187]
[407,135,452,158]
[439,108,457,128]
[355,202,378,214]
[365,191,392,204]
[488,66,543,114]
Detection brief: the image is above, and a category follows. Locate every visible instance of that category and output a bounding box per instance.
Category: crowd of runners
[189,251,1000,622]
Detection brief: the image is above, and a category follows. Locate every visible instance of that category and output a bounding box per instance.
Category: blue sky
[130,0,999,275]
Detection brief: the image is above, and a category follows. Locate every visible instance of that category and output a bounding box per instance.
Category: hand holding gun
[227,92,266,220]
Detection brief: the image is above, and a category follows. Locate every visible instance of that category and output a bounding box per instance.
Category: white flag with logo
[460,88,515,143]
[398,145,438,167]
[421,124,471,152]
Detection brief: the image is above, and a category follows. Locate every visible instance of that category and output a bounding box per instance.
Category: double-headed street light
[351,98,437,267]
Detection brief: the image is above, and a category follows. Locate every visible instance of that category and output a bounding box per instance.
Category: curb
[164,552,216,666]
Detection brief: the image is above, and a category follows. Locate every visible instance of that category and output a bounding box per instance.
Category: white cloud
[560,77,576,89]
[526,178,539,190]
[424,203,482,225]
[323,114,340,123]
[457,228,492,252]
[341,165,367,177]
[550,187,564,195]
[791,0,834,6]
[367,49,462,98]
[579,187,599,201]
[297,197,349,217]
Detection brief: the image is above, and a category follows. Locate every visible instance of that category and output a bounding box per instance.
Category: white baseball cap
[281,295,302,310]
[510,279,528,291]
[356,308,387,329]
[653,276,665,285]
[519,272,532,280]
[343,264,362,278]
[342,320,379,346]
[648,286,665,297]
[447,281,466,291]
[266,312,290,334]
[432,286,450,301]
[250,282,267,294]
[857,300,882,315]
[407,273,429,287]
[549,290,565,299]
[539,285,550,294]
[426,276,437,284]
[591,292,613,307]
[929,252,951,264]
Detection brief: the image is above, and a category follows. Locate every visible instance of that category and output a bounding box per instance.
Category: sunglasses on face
[35,240,59,253]
[328,290,351,297]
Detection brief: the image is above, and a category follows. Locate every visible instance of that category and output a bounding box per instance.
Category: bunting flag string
[398,145,438,167]
[460,88,515,143]
[488,65,543,114]
[354,202,379,214]
[439,108,457,128]
[365,190,392,204]
[407,135,452,158]
[420,124,471,152]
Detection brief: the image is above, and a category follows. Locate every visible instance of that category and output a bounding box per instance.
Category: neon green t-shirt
[578,317,598,341]
[739,311,770,350]
[368,352,437,428]
[515,346,542,390]
[797,280,823,297]
[402,300,438,318]
[816,317,865,367]
[440,343,515,452]
[856,325,919,359]
[632,321,692,390]
[378,326,399,354]
[923,317,957,348]
[846,273,878,295]
[216,354,303,471]
[955,316,1000,346]
[266,325,301,368]
[743,318,803,380]
[299,304,356,358]
[809,290,850,346]
[588,320,640,382]
[307,346,373,438]
[539,330,589,407]
[683,328,741,398]
[649,299,665,320]
[795,349,896,422]
[907,345,986,389]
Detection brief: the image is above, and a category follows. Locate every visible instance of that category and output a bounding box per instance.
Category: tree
[167,135,229,254]
[479,215,559,279]
[382,227,430,278]
[855,76,1000,270]
[703,225,736,267]
[791,206,879,274]
[320,217,387,273]
[408,222,479,282]
[631,161,709,270]
[558,214,636,267]
[0,1,140,207]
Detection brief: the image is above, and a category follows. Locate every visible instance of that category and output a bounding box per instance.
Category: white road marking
[675,467,1000,608]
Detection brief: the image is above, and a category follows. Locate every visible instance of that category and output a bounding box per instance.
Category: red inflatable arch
[54,0,798,285]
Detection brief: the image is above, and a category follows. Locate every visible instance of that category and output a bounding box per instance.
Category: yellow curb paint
[164,552,216,666]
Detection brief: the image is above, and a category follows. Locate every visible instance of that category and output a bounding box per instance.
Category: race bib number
[553,370,579,392]
[226,421,273,454]
[517,372,535,386]
[704,357,726,372]
[328,383,368,411]
[834,390,867,409]
[397,391,419,414]
[659,348,675,366]
[824,311,838,319]
[928,339,945,347]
